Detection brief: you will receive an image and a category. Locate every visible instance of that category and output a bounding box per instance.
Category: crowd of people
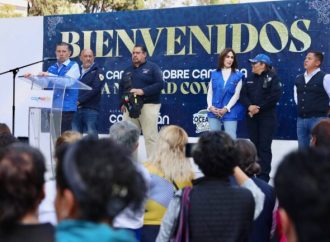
[0,118,329,242]
[0,41,329,242]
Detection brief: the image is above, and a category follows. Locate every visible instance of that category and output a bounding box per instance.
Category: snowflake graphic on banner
[47,17,64,39]
[309,0,330,24]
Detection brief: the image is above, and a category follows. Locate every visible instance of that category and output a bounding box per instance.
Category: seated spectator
[0,123,11,135]
[142,125,194,242]
[38,130,82,225]
[0,133,18,159]
[310,119,330,148]
[55,131,82,150]
[157,131,264,242]
[274,148,330,242]
[55,137,147,242]
[109,120,151,241]
[0,143,54,242]
[236,139,277,242]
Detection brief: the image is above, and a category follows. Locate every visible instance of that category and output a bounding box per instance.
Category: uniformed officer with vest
[294,51,330,149]
[240,54,282,182]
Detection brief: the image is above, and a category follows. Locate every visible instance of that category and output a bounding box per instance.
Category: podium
[21,75,91,175]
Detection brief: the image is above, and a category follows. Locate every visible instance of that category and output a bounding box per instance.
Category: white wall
[0,16,43,136]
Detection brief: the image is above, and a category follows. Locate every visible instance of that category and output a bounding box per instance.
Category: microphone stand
[0,59,50,135]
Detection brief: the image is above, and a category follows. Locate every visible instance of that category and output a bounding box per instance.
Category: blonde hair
[55,131,82,150]
[149,125,193,183]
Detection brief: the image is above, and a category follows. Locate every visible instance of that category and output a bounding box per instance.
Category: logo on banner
[108,113,170,125]
[193,109,209,134]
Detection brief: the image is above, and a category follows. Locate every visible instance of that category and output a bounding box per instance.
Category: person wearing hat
[239,54,282,182]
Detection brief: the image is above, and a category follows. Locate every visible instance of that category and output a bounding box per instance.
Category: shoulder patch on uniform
[99,74,104,81]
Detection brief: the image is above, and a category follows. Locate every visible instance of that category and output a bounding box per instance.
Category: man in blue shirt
[119,44,164,157]
[33,42,80,134]
[25,42,80,134]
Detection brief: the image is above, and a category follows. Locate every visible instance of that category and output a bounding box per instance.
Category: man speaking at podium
[26,42,80,133]
[43,42,80,133]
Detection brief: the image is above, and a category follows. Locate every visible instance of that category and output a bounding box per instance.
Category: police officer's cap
[249,54,272,66]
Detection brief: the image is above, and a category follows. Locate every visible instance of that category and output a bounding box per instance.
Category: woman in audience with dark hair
[235,139,277,242]
[55,137,147,242]
[0,133,18,160]
[157,131,264,242]
[0,143,54,242]
[0,123,11,135]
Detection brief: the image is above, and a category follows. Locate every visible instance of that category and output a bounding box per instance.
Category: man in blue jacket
[37,42,80,133]
[119,44,164,157]
[72,49,105,137]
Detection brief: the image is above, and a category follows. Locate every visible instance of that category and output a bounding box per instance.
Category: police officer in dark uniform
[240,54,282,182]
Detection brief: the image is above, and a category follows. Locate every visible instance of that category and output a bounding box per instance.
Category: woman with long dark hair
[235,139,277,242]
[207,48,245,139]
[0,143,54,242]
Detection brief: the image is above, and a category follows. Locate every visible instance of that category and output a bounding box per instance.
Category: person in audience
[157,131,265,242]
[236,139,277,242]
[55,137,146,242]
[142,125,194,242]
[274,148,330,242]
[0,133,18,159]
[54,131,82,150]
[207,48,245,139]
[109,120,151,241]
[0,123,11,135]
[0,143,54,242]
[38,131,82,225]
[310,119,330,148]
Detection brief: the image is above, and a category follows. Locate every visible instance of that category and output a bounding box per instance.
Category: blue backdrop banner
[43,0,330,139]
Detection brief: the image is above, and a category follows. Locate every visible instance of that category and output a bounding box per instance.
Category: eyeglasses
[251,62,260,66]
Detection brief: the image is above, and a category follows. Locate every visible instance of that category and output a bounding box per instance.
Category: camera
[120,73,144,118]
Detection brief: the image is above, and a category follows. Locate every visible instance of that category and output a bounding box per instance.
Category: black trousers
[246,111,277,182]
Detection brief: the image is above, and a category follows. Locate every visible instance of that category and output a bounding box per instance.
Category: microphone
[43,57,58,61]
